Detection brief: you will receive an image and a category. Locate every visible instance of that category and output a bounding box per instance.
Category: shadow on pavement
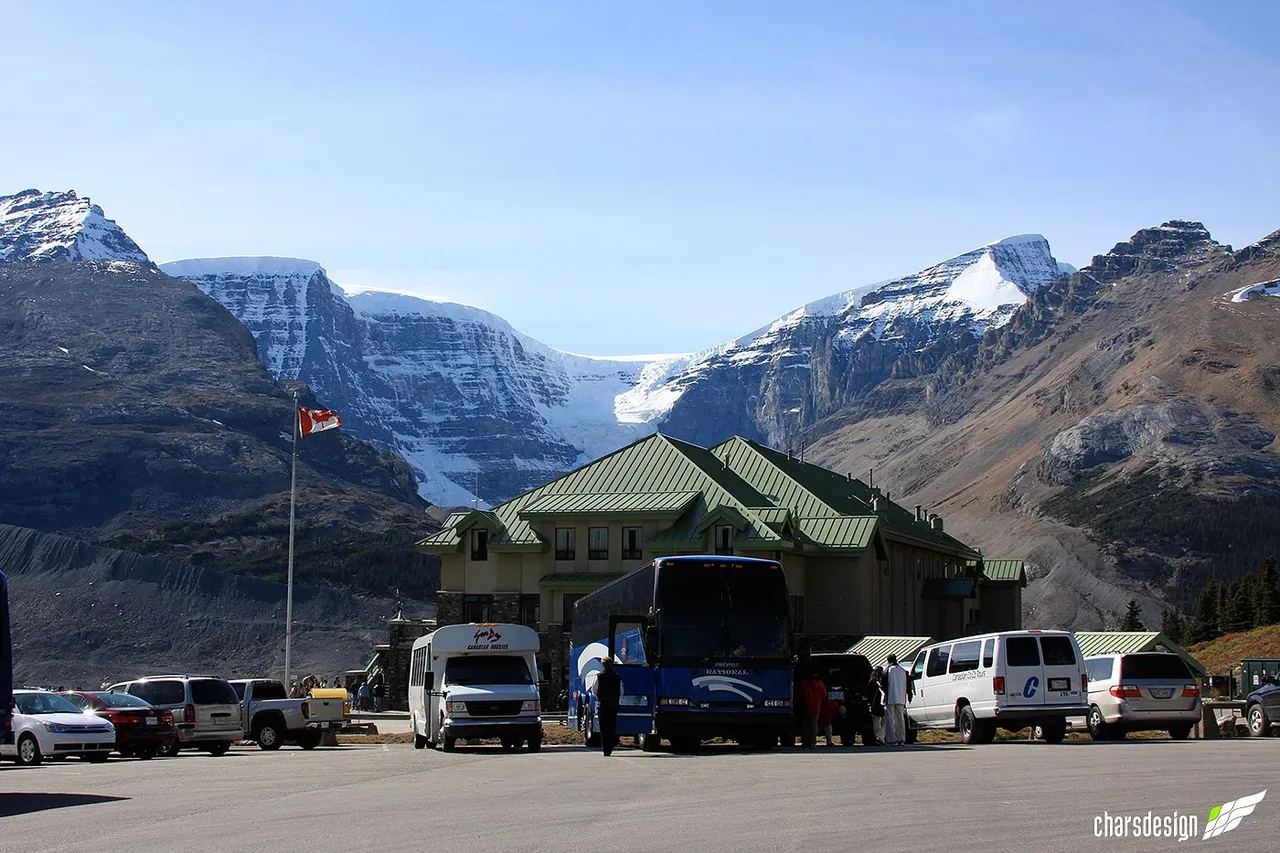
[0,793,129,817]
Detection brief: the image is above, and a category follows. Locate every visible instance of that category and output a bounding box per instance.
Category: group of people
[797,653,915,747]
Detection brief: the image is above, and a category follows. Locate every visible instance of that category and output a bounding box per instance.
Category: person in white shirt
[883,654,913,746]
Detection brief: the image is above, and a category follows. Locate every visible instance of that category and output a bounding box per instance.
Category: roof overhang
[519,491,700,520]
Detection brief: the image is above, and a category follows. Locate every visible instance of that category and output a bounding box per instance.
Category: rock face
[160,259,669,505]
[0,189,150,263]
[166,235,1071,504]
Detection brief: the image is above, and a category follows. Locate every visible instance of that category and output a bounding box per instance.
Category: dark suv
[807,653,878,746]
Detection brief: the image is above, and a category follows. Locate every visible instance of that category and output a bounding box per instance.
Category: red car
[62,691,177,759]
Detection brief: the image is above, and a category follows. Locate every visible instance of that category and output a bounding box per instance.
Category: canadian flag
[299,407,342,437]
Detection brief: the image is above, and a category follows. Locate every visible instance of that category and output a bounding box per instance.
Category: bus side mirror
[645,626,659,655]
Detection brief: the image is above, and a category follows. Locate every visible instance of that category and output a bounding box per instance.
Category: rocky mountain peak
[0,188,150,264]
[1087,220,1224,283]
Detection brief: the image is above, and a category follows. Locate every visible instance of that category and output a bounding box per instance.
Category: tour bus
[568,555,793,752]
[407,623,542,752]
[1,569,12,746]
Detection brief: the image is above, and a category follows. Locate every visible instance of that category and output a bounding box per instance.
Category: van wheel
[15,734,42,766]
[527,734,542,752]
[958,705,981,745]
[1040,720,1067,744]
[1087,706,1112,741]
[1167,724,1192,740]
[1248,703,1270,737]
[206,742,231,756]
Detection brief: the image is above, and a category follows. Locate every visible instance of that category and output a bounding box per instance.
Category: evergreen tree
[1255,555,1280,628]
[1216,581,1231,635]
[1223,577,1255,634]
[1189,582,1221,644]
[1161,607,1186,644]
[1120,600,1145,632]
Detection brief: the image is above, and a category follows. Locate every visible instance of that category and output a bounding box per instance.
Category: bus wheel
[527,734,542,752]
[670,736,699,753]
[641,733,661,752]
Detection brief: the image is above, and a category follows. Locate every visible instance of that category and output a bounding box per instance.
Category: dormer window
[470,529,488,561]
[714,524,734,556]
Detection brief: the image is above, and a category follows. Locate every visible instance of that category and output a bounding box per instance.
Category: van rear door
[190,679,242,736]
[1038,635,1084,707]
[1001,635,1045,708]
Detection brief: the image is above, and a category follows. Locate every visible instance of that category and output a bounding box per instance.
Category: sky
[3,0,1279,355]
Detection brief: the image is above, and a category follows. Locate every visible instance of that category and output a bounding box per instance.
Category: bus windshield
[656,561,790,660]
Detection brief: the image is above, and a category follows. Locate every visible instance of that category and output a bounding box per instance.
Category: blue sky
[4,1,1278,354]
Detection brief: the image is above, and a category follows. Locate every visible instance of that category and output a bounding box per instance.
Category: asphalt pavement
[0,737,1274,852]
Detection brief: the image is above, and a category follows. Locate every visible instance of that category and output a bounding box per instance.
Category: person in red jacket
[799,670,828,749]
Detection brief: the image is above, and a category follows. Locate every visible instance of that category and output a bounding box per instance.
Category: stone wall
[436,592,463,626]
[493,592,520,624]
[384,618,436,711]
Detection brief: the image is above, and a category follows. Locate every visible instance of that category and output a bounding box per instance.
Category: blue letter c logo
[1023,676,1039,698]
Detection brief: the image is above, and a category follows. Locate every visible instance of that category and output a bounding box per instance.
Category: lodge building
[416,433,1025,697]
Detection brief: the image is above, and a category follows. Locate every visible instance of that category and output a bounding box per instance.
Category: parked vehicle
[62,691,177,758]
[907,630,1088,744]
[1,689,115,765]
[1246,675,1280,737]
[229,679,340,750]
[568,555,793,752]
[408,623,542,752]
[808,652,878,746]
[107,675,241,755]
[1081,653,1201,740]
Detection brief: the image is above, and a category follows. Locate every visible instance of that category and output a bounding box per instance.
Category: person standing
[593,657,622,756]
[799,670,827,749]
[883,654,913,746]
[870,666,887,745]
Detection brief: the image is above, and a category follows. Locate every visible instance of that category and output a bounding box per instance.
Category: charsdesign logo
[473,628,502,644]
[1203,790,1266,840]
[691,674,763,701]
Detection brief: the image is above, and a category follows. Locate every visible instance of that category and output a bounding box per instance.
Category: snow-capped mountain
[638,234,1073,447]
[0,189,149,263]
[159,258,671,505]
[166,235,1070,504]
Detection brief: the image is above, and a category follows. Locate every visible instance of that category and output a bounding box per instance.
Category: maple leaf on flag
[299,408,342,437]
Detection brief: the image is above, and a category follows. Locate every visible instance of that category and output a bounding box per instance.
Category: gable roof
[712,437,979,558]
[978,559,1027,586]
[1073,631,1207,677]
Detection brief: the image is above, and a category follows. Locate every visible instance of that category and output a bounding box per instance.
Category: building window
[789,595,805,633]
[714,525,734,555]
[519,594,540,628]
[555,528,576,561]
[462,594,492,623]
[470,529,488,561]
[562,593,585,630]
[622,526,642,560]
[588,527,609,560]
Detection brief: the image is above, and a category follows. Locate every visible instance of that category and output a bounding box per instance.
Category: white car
[1,689,116,765]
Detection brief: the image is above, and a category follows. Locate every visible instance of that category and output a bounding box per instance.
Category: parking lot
[1,737,1275,852]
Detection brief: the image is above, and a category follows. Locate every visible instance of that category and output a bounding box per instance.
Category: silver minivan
[108,675,243,755]
[1082,653,1201,740]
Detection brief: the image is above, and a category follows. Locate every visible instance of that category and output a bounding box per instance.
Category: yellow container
[309,687,351,716]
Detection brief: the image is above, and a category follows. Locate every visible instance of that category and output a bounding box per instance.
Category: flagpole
[285,390,299,693]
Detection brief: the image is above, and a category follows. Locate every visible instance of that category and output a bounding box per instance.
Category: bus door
[609,615,654,736]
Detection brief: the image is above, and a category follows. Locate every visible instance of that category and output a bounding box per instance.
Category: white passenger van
[407,623,542,752]
[906,630,1088,744]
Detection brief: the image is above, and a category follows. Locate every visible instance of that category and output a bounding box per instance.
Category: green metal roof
[416,527,463,553]
[980,559,1026,585]
[712,437,980,559]
[749,506,792,535]
[1073,631,1207,676]
[795,516,877,552]
[538,572,625,590]
[846,635,933,669]
[519,490,699,519]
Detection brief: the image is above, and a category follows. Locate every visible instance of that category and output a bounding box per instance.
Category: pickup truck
[229,679,343,750]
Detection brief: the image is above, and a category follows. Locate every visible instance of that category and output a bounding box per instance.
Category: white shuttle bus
[408,623,542,752]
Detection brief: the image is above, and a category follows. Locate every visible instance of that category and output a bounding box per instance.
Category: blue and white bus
[568,555,793,751]
[1,569,12,747]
